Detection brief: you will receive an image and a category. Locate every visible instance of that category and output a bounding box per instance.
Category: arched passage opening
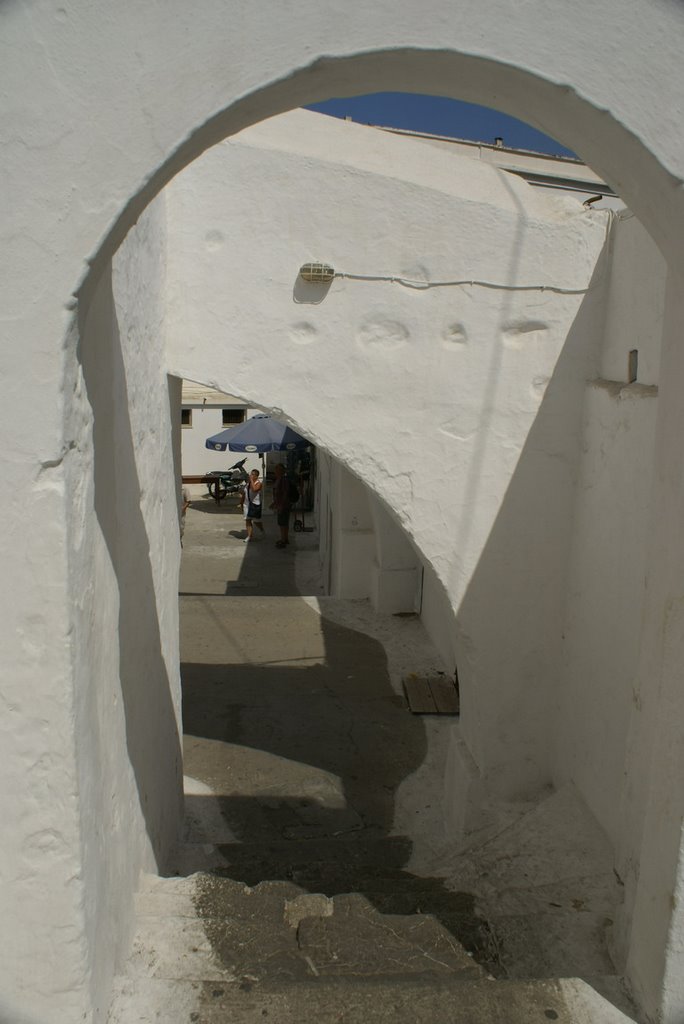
[73,46,684,301]
[6,12,684,1022]
[73,98,663,1022]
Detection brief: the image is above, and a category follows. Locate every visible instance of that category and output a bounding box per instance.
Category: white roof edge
[181,382,248,406]
[225,109,557,216]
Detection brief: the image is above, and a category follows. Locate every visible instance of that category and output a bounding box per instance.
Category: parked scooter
[205,457,249,500]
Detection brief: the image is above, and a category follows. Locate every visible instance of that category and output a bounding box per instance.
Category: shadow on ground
[177,591,500,975]
[174,498,624,996]
[179,490,320,598]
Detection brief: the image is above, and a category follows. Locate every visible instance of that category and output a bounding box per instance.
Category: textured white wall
[61,200,183,1019]
[601,214,666,386]
[368,495,422,615]
[556,385,658,839]
[555,214,664,847]
[164,112,609,799]
[319,459,376,600]
[616,278,684,1018]
[181,406,226,475]
[179,405,262,479]
[3,3,684,1021]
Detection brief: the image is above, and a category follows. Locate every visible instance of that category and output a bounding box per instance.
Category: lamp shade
[205,414,310,453]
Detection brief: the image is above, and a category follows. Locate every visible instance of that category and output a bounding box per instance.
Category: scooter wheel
[293,520,303,532]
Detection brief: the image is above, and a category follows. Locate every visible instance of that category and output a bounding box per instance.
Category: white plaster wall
[317,447,458,648]
[368,495,422,615]
[619,278,684,1020]
[179,403,262,478]
[181,406,228,475]
[3,4,684,1021]
[600,214,666,386]
[554,213,665,853]
[319,458,376,599]
[163,111,610,799]
[61,200,183,1020]
[0,343,90,1022]
[555,383,658,845]
[316,449,422,614]
[420,561,461,676]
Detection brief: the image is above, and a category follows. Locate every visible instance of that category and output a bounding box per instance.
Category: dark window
[181,408,192,427]
[222,408,245,426]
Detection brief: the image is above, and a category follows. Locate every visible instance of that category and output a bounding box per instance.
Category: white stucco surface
[181,406,246,478]
[554,212,663,851]
[600,215,665,386]
[556,383,658,843]
[63,200,184,1019]
[163,111,610,802]
[181,406,226,476]
[3,3,684,1021]
[178,388,262,479]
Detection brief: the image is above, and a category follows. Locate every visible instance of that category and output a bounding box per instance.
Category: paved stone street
[108,493,637,1022]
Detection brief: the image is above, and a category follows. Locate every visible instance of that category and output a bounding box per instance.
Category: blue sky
[306,93,576,158]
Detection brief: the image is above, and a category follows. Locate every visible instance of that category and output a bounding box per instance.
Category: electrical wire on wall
[333,271,591,295]
[298,212,615,297]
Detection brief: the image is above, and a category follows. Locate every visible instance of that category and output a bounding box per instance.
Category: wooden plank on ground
[403,675,438,713]
[429,676,460,714]
[403,674,460,715]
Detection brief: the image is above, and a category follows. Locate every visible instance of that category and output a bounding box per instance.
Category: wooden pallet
[403,673,460,715]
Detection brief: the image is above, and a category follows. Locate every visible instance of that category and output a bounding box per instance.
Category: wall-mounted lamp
[299,262,335,283]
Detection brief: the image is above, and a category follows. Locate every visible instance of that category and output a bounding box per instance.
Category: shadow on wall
[453,248,611,797]
[448,164,533,564]
[80,268,182,868]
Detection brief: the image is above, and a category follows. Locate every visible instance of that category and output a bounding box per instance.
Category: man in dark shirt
[271,463,292,548]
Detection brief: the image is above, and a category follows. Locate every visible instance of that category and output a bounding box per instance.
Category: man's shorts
[276,507,291,527]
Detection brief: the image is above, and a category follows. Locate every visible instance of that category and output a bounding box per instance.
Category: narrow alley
[108,491,635,1023]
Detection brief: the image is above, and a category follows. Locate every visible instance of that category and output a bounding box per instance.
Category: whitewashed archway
[4,4,684,1021]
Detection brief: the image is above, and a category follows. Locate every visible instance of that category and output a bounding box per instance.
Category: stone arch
[6,6,684,1022]
[71,45,684,1024]
[77,46,684,304]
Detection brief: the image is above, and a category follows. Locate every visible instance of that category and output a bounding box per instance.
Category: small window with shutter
[222,409,245,426]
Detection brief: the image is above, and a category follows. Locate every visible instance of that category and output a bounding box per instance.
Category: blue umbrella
[205,414,310,453]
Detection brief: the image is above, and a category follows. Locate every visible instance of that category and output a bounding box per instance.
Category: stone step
[143,868,489,936]
[125,897,482,984]
[136,877,301,920]
[171,833,415,875]
[201,839,462,896]
[218,864,456,895]
[295,892,484,979]
[126,913,309,984]
[203,857,497,966]
[138,870,474,919]
[108,974,637,1024]
[142,850,496,968]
